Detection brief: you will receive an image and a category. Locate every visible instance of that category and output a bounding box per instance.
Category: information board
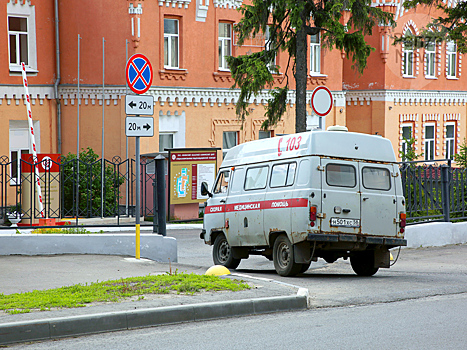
[169,149,218,205]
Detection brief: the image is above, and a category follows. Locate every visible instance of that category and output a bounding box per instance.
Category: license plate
[330,217,360,228]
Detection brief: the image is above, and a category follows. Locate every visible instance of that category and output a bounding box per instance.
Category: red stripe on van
[205,198,308,215]
[205,205,226,214]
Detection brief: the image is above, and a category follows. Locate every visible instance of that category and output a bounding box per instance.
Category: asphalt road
[171,229,467,308]
[11,293,467,349]
[5,229,467,349]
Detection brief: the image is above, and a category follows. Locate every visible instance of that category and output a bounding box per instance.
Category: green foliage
[399,137,423,162]
[0,273,250,314]
[62,148,125,217]
[454,138,467,168]
[401,0,467,53]
[228,0,395,131]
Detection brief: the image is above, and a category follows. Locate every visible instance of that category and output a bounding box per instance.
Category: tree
[454,138,467,169]
[400,137,423,162]
[401,0,467,53]
[227,0,395,132]
[62,148,125,217]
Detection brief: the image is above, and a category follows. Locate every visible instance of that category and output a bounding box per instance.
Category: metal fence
[0,156,159,228]
[1,156,466,227]
[400,159,467,224]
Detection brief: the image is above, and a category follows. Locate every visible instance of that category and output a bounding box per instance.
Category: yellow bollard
[205,265,231,276]
[136,224,140,259]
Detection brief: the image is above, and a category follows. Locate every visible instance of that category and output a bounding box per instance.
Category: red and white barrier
[22,62,44,218]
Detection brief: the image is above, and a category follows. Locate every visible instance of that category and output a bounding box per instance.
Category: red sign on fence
[21,154,60,173]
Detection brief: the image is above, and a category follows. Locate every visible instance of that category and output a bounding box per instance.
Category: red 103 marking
[278,136,302,156]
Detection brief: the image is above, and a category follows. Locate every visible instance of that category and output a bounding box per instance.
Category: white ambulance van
[200,127,407,277]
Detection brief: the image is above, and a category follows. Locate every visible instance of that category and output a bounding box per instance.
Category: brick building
[1,0,466,181]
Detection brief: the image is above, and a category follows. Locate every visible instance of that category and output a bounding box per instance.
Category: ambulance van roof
[222,130,397,168]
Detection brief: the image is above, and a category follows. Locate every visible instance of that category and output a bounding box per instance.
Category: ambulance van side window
[213,170,230,194]
[230,168,244,194]
[326,164,356,188]
[270,162,297,188]
[362,167,391,190]
[244,166,269,190]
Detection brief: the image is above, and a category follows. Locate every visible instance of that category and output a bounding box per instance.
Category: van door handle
[220,199,226,203]
[343,208,351,213]
[363,197,369,201]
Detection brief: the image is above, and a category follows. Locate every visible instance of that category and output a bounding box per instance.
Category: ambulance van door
[264,161,297,243]
[359,164,397,237]
[320,159,361,235]
[223,167,244,246]
[205,169,231,242]
[234,165,268,246]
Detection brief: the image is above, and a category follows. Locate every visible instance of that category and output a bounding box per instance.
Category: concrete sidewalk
[0,254,308,346]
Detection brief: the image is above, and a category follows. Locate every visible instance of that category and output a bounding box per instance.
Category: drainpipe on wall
[54,0,61,154]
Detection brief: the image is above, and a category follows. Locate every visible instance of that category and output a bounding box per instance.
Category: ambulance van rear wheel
[350,251,379,276]
[273,235,301,277]
[213,233,241,269]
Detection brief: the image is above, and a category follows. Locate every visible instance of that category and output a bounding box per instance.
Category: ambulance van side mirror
[201,182,212,197]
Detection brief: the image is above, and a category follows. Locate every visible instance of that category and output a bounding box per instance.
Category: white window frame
[10,149,29,185]
[401,124,413,161]
[7,1,37,73]
[259,130,271,139]
[159,133,174,152]
[9,120,40,185]
[425,41,436,78]
[222,131,238,158]
[424,123,435,161]
[310,33,321,75]
[164,18,179,69]
[403,29,414,77]
[218,23,232,71]
[445,122,456,160]
[265,26,277,73]
[446,41,457,78]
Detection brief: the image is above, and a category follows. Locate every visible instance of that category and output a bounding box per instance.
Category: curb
[0,294,307,345]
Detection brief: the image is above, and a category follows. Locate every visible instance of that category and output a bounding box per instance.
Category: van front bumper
[307,233,407,248]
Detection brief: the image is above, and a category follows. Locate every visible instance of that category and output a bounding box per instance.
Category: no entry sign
[126,54,153,94]
[311,86,333,117]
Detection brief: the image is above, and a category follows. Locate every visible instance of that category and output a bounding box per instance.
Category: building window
[222,131,237,158]
[259,131,271,139]
[10,149,29,185]
[310,33,320,75]
[164,19,179,69]
[445,123,455,160]
[218,23,232,70]
[401,124,413,161]
[446,41,457,78]
[8,17,28,66]
[223,131,237,150]
[265,26,277,73]
[9,120,40,185]
[425,41,436,78]
[7,1,37,72]
[424,124,435,161]
[403,29,414,77]
[159,133,174,152]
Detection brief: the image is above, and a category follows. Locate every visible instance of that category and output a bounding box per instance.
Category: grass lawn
[0,273,250,314]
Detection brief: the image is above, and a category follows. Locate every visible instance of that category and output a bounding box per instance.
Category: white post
[101,37,105,218]
[21,62,44,218]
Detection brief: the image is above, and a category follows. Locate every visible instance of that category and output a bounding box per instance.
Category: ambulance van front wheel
[273,235,301,277]
[213,233,241,269]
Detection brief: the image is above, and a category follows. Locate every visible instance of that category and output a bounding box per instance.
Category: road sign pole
[135,133,141,259]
